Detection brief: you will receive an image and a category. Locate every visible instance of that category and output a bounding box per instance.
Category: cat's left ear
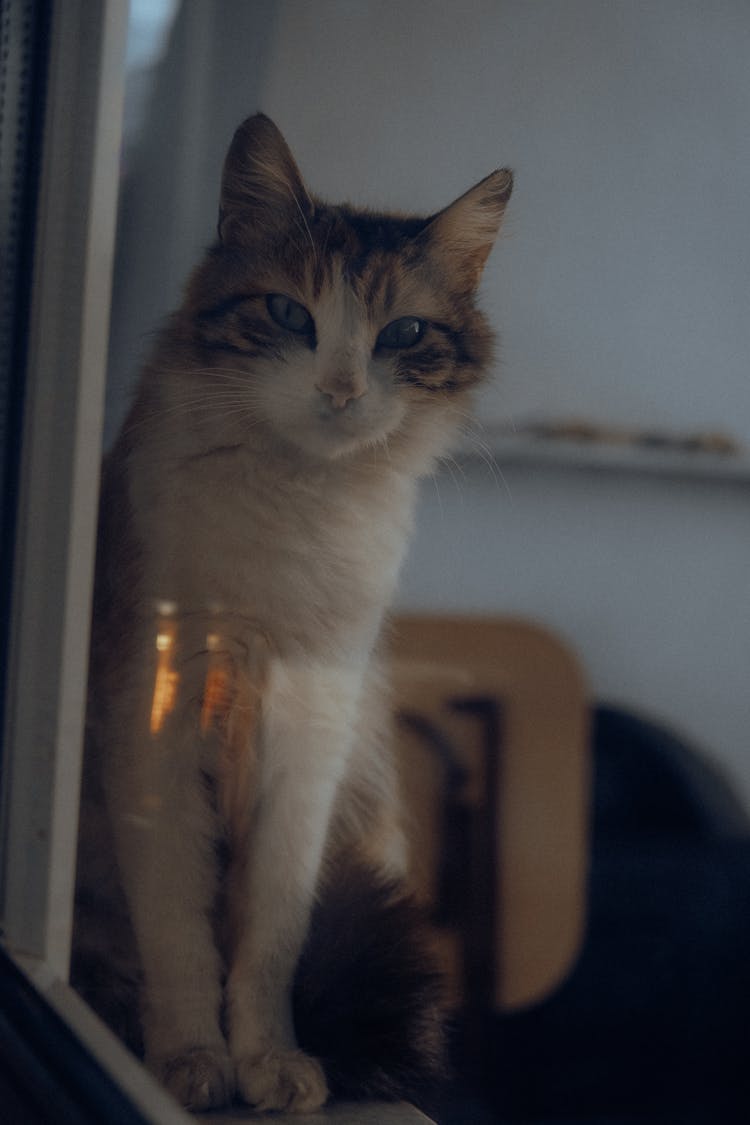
[421,169,513,288]
[218,113,313,244]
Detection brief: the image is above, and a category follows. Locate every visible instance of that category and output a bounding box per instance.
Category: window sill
[6,950,433,1125]
[196,1101,434,1123]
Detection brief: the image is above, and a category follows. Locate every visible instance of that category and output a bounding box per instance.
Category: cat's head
[181,114,512,463]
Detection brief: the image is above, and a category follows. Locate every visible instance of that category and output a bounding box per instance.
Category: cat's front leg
[102,686,233,1110]
[227,659,363,1112]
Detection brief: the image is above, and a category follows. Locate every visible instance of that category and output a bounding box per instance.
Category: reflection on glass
[149,625,178,735]
[200,632,231,735]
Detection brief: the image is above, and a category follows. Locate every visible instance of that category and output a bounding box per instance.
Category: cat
[73,113,512,1114]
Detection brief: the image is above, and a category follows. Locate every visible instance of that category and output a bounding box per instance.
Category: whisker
[122,394,265,437]
[439,453,467,504]
[131,393,260,419]
[159,371,259,389]
[430,470,445,523]
[289,187,316,262]
[457,421,514,505]
[441,451,468,481]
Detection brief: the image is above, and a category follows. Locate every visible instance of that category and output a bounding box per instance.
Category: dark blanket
[441,705,750,1125]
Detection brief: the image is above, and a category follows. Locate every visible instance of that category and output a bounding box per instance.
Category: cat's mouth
[276,398,404,461]
[316,399,368,430]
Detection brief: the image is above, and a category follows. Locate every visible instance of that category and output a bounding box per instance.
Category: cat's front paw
[235,1048,328,1113]
[155,1045,234,1110]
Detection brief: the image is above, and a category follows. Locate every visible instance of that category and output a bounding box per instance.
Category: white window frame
[1,0,124,975]
[0,3,190,1120]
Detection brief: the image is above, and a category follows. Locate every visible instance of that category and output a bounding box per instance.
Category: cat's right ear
[218,114,313,244]
[420,168,514,289]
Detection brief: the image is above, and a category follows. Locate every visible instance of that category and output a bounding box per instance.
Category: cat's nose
[315,372,367,410]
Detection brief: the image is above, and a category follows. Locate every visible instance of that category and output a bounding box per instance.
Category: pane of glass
[71,5,750,1124]
[0,0,50,904]
[73,4,446,1119]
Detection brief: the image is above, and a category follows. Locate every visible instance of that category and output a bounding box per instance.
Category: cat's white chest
[132,448,413,655]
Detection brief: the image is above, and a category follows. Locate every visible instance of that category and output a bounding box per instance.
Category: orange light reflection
[200,641,232,735]
[149,627,179,735]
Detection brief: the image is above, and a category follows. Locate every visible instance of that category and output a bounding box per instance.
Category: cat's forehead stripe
[312,261,365,343]
[310,255,426,330]
[306,204,427,296]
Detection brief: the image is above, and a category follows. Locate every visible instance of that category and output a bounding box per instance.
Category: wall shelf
[454,430,750,484]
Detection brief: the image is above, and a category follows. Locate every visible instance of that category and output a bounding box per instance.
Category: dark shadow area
[433,704,750,1125]
[0,949,151,1125]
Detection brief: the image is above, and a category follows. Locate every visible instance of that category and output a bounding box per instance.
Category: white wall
[108,0,750,805]
[110,0,750,442]
[256,0,750,443]
[397,462,750,807]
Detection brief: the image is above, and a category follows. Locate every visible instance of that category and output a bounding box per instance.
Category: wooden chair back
[390,614,590,1012]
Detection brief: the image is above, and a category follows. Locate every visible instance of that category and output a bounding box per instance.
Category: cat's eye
[266,293,314,334]
[376,317,427,350]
